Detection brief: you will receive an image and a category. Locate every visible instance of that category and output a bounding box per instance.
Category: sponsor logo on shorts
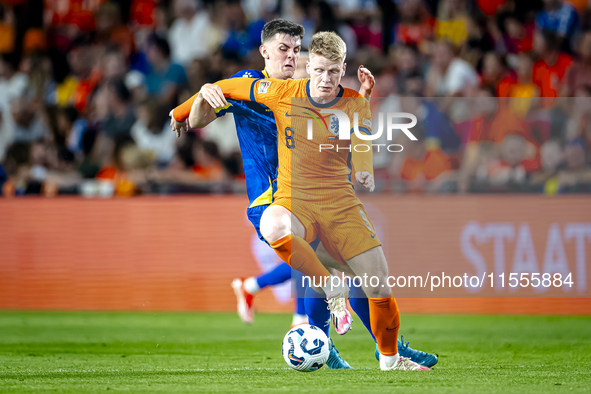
[360,210,374,233]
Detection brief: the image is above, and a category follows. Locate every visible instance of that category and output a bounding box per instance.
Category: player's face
[260,34,302,80]
[306,54,346,98]
[293,53,309,79]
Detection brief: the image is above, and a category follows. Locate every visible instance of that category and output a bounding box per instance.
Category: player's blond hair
[308,32,347,62]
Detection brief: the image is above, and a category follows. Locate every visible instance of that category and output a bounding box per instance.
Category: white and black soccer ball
[282,324,330,372]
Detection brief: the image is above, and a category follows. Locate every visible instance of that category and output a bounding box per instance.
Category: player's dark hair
[261,19,304,44]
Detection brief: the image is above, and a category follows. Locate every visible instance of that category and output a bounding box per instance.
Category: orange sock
[270,234,331,286]
[369,297,400,356]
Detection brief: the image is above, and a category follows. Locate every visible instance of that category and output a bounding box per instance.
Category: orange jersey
[213,77,373,203]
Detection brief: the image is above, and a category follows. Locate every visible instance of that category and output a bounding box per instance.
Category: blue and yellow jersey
[172,69,278,209]
[216,69,278,208]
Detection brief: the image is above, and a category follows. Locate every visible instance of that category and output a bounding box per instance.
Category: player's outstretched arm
[188,84,226,129]
[169,84,229,137]
[357,65,375,101]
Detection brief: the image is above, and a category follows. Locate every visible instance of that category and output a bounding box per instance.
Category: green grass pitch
[0,311,590,393]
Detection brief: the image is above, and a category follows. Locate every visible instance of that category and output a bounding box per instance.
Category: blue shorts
[246,204,320,250]
[247,205,268,242]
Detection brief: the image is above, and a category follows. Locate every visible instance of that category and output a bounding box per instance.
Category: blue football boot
[374,335,438,367]
[326,338,354,369]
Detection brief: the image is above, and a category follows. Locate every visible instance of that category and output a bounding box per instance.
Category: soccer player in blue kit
[170,19,437,369]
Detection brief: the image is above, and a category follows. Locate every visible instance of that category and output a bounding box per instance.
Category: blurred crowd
[0,0,591,197]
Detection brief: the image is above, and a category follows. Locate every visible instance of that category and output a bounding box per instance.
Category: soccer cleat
[231,278,254,323]
[326,338,354,369]
[374,336,438,367]
[379,353,431,371]
[327,297,352,335]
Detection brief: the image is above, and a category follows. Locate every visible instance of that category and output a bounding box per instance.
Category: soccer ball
[282,324,330,372]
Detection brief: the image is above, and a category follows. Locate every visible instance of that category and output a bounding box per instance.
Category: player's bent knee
[364,283,392,298]
[260,206,291,243]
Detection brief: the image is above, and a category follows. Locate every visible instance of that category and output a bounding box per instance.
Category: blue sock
[256,262,292,289]
[304,285,330,337]
[292,270,307,315]
[349,283,376,342]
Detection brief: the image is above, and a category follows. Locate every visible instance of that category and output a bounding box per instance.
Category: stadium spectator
[535,0,579,51]
[94,3,134,58]
[507,53,540,116]
[512,53,540,97]
[129,0,157,27]
[0,0,590,197]
[481,52,517,97]
[396,0,434,49]
[394,43,423,95]
[565,30,591,96]
[399,137,457,193]
[66,34,102,112]
[476,134,535,189]
[532,29,573,98]
[168,0,216,66]
[192,139,226,181]
[144,33,188,106]
[569,85,591,145]
[220,0,266,59]
[100,48,127,81]
[502,12,535,54]
[10,96,49,144]
[425,40,479,96]
[462,13,496,68]
[530,139,565,192]
[131,99,177,164]
[0,3,15,54]
[96,78,136,140]
[557,137,591,190]
[0,52,28,161]
[310,1,358,58]
[57,106,85,158]
[434,0,469,47]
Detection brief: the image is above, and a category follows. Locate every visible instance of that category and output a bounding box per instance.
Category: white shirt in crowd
[168,11,213,66]
[0,73,28,162]
[437,58,479,96]
[131,121,177,163]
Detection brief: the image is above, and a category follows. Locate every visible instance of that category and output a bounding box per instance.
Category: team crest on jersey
[258,80,271,94]
[328,115,339,136]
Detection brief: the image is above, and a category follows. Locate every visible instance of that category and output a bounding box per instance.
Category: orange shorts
[272,196,381,264]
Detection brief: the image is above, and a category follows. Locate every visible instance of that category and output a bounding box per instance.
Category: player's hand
[358,65,375,95]
[355,171,375,192]
[169,110,188,138]
[199,83,228,110]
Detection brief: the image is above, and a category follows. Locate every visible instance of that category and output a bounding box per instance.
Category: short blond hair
[308,31,346,62]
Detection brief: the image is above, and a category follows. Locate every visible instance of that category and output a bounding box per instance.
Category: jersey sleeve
[171,78,257,122]
[214,78,287,111]
[172,92,198,122]
[171,77,286,122]
[351,101,373,175]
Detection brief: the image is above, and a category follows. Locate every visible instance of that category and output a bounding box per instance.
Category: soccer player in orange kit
[190,32,431,371]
